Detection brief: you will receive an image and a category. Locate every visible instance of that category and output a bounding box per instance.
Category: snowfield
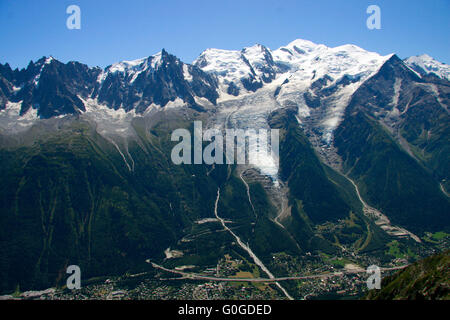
[2,38,448,182]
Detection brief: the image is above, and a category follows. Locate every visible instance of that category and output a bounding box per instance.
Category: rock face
[365,250,450,300]
[0,57,101,118]
[96,49,219,112]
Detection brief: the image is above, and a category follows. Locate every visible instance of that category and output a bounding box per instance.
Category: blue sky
[0,0,449,69]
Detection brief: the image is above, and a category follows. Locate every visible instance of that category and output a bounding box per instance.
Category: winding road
[213,188,294,300]
[239,171,256,217]
[150,260,409,283]
[344,174,421,243]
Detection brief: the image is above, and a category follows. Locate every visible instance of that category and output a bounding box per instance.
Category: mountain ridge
[2,39,449,123]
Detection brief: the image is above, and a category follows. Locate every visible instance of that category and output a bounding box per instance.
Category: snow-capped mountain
[404,54,450,81]
[194,39,392,99]
[272,39,392,89]
[1,38,448,144]
[193,44,283,97]
[95,49,218,113]
[0,49,218,123]
[271,39,393,144]
[0,56,101,120]
[190,39,396,146]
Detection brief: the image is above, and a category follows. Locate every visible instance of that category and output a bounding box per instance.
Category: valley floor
[6,242,448,300]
